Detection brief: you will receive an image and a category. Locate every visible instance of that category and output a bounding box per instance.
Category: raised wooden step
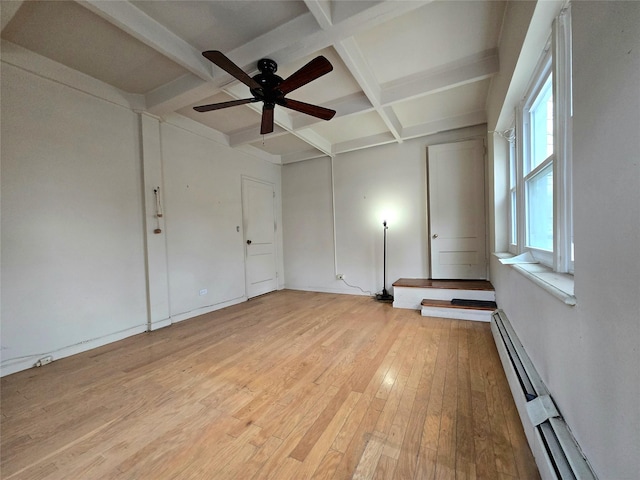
[392,278,495,310]
[420,298,496,322]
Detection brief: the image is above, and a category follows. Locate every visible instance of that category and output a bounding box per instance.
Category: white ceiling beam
[334,38,402,143]
[281,148,329,164]
[226,13,321,74]
[146,74,221,116]
[146,0,432,115]
[381,49,500,106]
[291,92,373,129]
[228,107,333,158]
[326,1,432,43]
[234,145,282,165]
[77,0,213,80]
[292,128,333,156]
[148,13,322,117]
[332,132,397,155]
[229,125,290,148]
[262,1,432,67]
[1,0,23,31]
[163,113,231,146]
[303,0,332,29]
[400,110,487,140]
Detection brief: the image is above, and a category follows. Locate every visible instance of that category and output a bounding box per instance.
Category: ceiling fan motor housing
[251,59,282,109]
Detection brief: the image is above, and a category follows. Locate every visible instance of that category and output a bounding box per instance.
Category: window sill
[493,253,576,306]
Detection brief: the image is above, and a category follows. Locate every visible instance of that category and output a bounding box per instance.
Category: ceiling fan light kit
[194,51,336,135]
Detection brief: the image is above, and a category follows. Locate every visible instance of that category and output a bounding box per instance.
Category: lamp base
[375,290,394,303]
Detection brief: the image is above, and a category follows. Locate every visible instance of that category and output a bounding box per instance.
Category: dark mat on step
[451,298,497,308]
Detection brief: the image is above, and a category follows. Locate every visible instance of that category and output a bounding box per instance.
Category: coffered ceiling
[1,0,506,163]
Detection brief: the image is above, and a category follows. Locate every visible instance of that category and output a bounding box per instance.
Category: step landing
[393,278,496,322]
[392,278,495,310]
[420,298,496,322]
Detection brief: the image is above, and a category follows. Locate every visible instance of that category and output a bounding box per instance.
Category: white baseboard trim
[170,296,247,324]
[1,324,147,377]
[148,317,172,331]
[284,286,372,296]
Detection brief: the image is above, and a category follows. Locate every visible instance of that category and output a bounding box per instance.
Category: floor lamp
[376,220,394,302]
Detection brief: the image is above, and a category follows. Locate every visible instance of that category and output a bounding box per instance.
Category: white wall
[487,2,640,478]
[1,62,148,374]
[161,121,283,320]
[282,127,486,296]
[1,51,284,376]
[282,157,337,292]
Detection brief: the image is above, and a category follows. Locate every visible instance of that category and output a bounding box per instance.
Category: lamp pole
[376,220,394,302]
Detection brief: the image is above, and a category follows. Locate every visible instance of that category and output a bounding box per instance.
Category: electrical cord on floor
[340,277,374,297]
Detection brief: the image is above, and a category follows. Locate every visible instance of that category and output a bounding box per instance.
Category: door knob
[432,234,438,239]
[246,239,252,245]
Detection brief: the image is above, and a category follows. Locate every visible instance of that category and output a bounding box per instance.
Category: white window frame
[508,129,518,254]
[509,4,573,273]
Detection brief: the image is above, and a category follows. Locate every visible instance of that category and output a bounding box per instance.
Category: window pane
[529,74,553,171]
[526,163,553,251]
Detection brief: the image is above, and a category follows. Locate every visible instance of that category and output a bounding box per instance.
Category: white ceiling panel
[311,111,389,145]
[1,0,503,162]
[355,1,506,84]
[1,1,188,94]
[131,1,308,53]
[393,79,491,128]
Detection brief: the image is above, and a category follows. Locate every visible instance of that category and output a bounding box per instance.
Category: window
[509,5,573,273]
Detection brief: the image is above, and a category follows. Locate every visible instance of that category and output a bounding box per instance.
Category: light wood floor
[1,290,539,480]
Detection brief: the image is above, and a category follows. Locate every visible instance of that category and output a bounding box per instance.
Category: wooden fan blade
[193,98,257,112]
[261,105,275,134]
[202,50,262,90]
[276,98,336,121]
[277,56,333,95]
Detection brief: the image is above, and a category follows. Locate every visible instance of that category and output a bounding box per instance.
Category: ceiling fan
[194,51,336,135]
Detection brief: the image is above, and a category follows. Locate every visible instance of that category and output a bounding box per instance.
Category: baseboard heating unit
[491,310,597,480]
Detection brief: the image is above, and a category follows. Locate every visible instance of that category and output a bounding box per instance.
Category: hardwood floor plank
[373,453,398,480]
[433,320,460,480]
[419,318,451,454]
[330,396,386,479]
[311,449,343,480]
[0,291,538,480]
[249,384,340,480]
[477,323,520,478]
[351,431,386,480]
[456,322,477,479]
[293,391,361,480]
[394,321,442,479]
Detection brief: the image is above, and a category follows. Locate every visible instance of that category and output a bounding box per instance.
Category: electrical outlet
[35,355,53,367]
[199,289,208,296]
[336,273,345,280]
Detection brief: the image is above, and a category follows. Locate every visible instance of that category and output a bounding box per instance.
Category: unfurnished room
[1,1,638,479]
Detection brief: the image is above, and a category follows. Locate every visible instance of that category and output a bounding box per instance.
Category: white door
[242,177,277,298]
[427,139,486,279]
